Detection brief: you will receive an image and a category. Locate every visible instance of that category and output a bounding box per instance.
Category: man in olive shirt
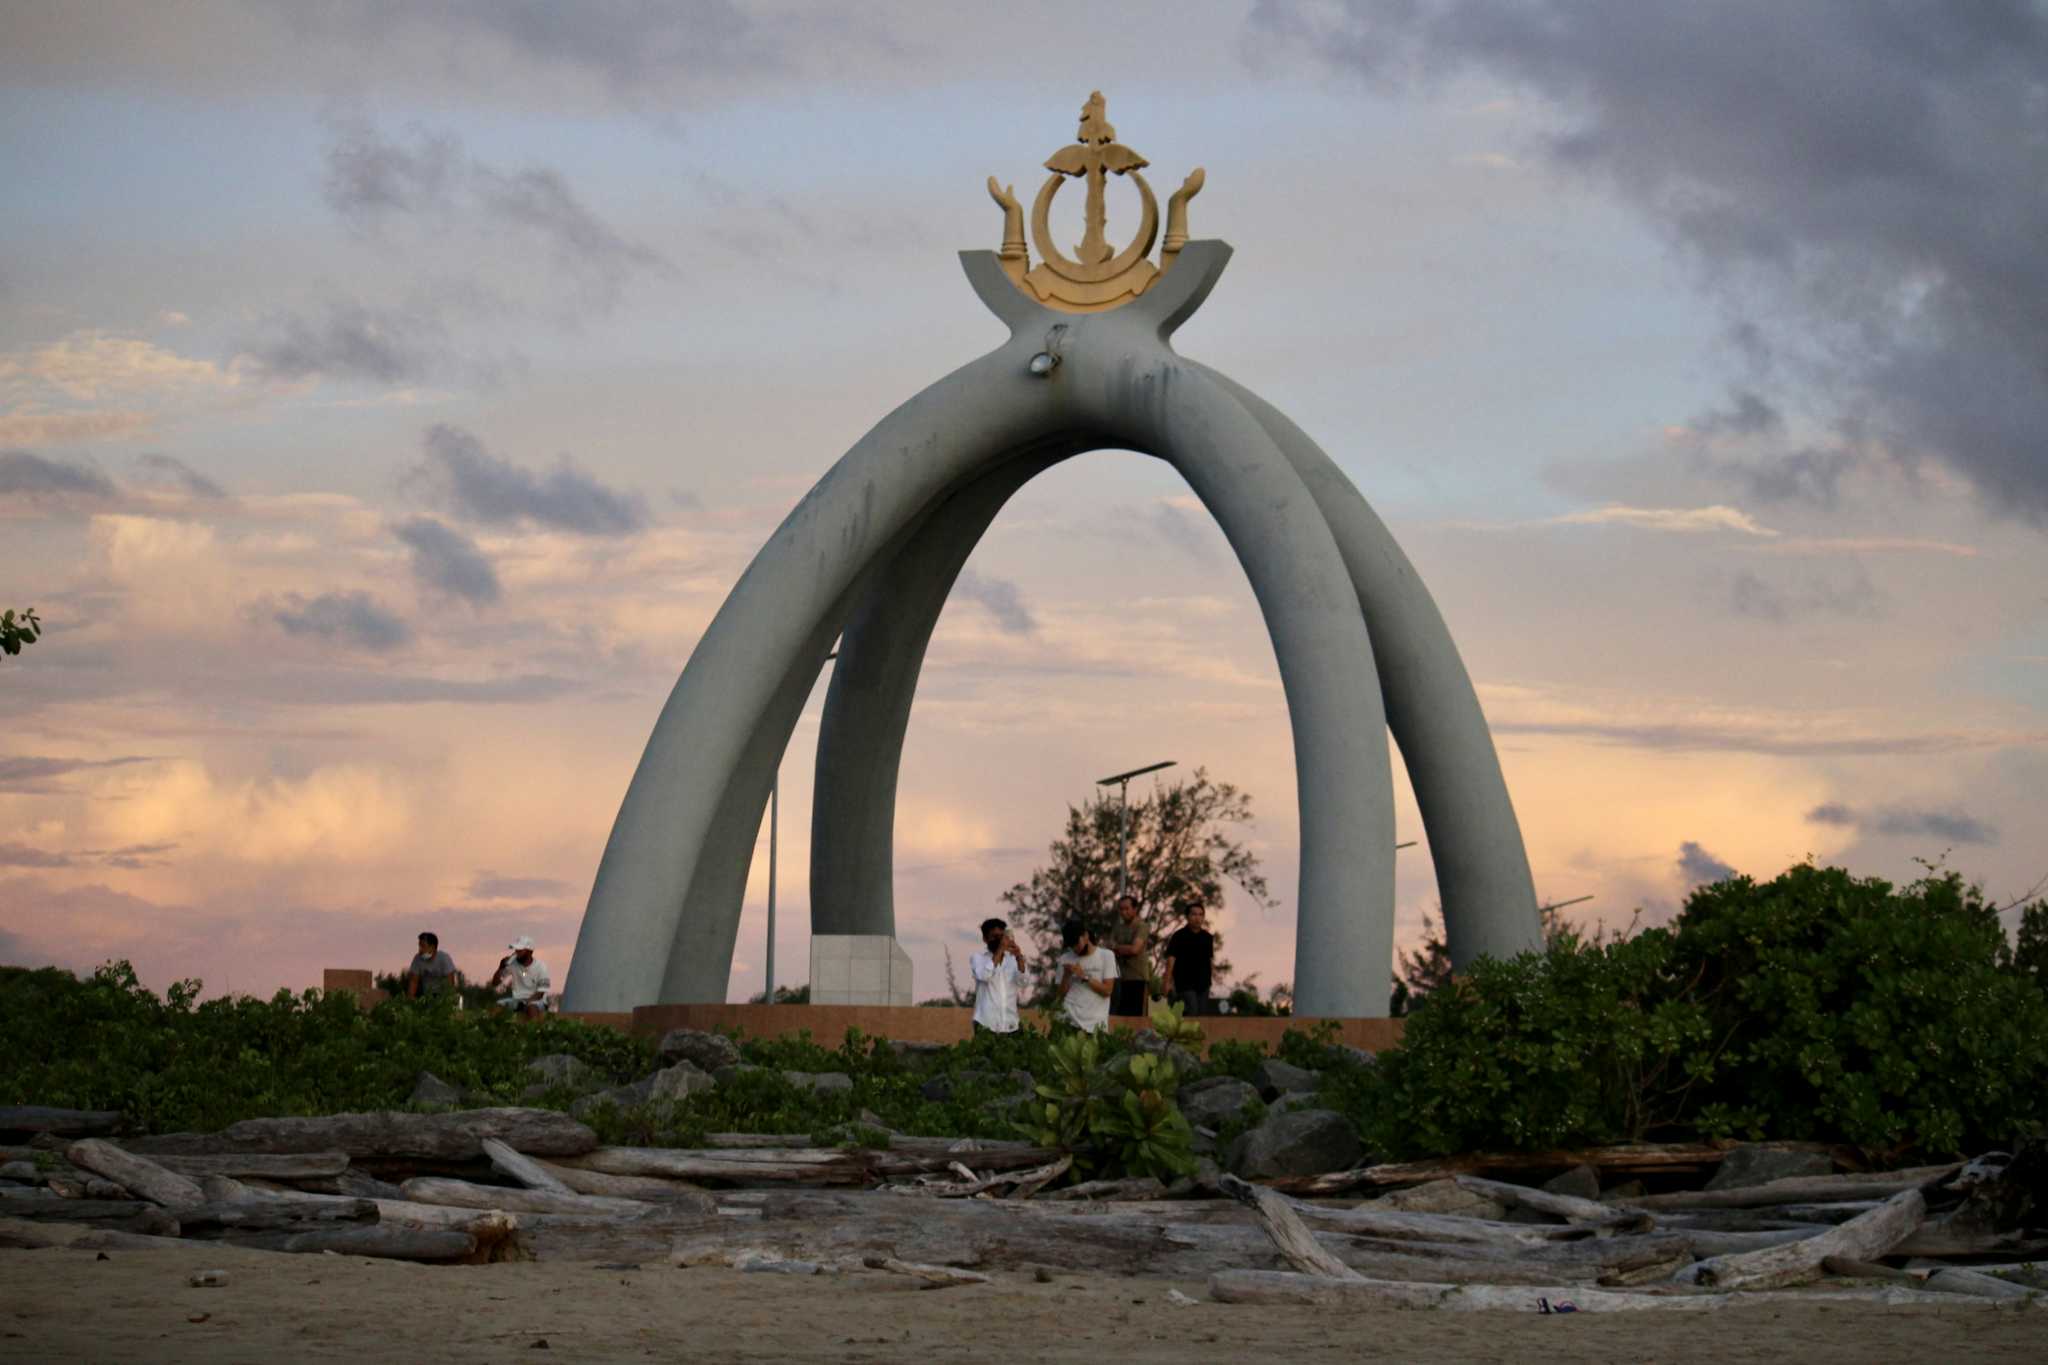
[1107,894,1151,1019]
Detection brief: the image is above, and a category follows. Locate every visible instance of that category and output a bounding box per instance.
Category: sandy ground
[3,1243,2046,1364]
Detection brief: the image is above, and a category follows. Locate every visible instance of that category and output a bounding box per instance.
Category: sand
[3,1242,2045,1364]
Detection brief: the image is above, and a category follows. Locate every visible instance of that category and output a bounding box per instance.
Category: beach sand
[3,1242,2045,1364]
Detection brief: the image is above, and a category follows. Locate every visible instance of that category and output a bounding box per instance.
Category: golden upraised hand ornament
[990,91,1204,313]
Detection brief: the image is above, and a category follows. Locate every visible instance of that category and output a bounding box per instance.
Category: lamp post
[1095,759,1177,900]
[766,649,838,1003]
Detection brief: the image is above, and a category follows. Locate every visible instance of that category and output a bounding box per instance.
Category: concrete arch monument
[563,94,1541,1017]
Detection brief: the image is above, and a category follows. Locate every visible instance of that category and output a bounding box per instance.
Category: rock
[1251,1058,1320,1100]
[521,1054,598,1100]
[83,1179,128,1200]
[1229,1109,1363,1179]
[1333,1045,1377,1069]
[782,1071,853,1095]
[0,1161,39,1182]
[647,1062,715,1104]
[655,1029,742,1074]
[570,1077,655,1121]
[1165,1156,1224,1199]
[1270,1093,1324,1115]
[1132,1034,1201,1078]
[712,1063,764,1087]
[409,1071,462,1110]
[1543,1163,1602,1201]
[1706,1145,1834,1191]
[1179,1077,1260,1129]
[1600,1179,1647,1203]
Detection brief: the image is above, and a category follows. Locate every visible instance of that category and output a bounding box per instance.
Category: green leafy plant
[1022,1032,1195,1181]
[1148,998,1205,1047]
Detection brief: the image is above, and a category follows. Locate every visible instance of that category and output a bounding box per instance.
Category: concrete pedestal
[808,935,913,1006]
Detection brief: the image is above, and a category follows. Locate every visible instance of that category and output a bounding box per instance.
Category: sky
[4,0,2045,1006]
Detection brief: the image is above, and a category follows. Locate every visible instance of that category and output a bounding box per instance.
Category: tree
[2,607,40,658]
[999,767,1275,989]
[1389,901,1639,1015]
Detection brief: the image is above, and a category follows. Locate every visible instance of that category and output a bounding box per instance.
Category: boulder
[783,1071,854,1095]
[1179,1077,1259,1129]
[1706,1145,1834,1191]
[655,1028,742,1074]
[647,1062,715,1103]
[1228,1108,1363,1179]
[520,1054,597,1100]
[1543,1163,1602,1201]
[569,1077,655,1120]
[1166,1156,1224,1198]
[1251,1058,1320,1100]
[1601,1179,1648,1203]
[408,1071,461,1110]
[1131,1033,1201,1078]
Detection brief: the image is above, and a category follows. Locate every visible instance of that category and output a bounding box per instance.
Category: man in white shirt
[492,935,551,1016]
[1055,919,1116,1033]
[969,917,1027,1034]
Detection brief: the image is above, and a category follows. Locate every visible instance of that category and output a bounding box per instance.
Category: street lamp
[1095,759,1176,900]
[767,649,838,1003]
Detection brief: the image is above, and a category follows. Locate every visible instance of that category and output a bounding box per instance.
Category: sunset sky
[5,2,2045,1006]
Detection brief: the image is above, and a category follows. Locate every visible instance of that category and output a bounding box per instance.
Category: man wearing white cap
[492,936,551,1016]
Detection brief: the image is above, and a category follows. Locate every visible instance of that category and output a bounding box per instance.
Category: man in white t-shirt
[1055,919,1116,1033]
[969,917,1028,1033]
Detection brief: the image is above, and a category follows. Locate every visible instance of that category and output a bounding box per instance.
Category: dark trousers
[1110,979,1148,1018]
[1172,988,1210,1017]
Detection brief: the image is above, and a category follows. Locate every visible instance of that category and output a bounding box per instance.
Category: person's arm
[1112,925,1149,960]
[970,951,995,984]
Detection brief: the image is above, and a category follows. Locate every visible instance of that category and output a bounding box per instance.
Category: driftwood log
[400,1175,711,1218]
[1308,1141,1841,1190]
[1452,1174,1636,1225]
[1629,1165,1958,1211]
[1221,1173,1359,1279]
[1675,1188,1926,1289]
[122,1108,596,1160]
[0,1106,122,1137]
[559,1143,1064,1185]
[531,1158,707,1201]
[65,1139,203,1206]
[163,1198,379,1235]
[1204,1269,1993,1311]
[482,1137,577,1195]
[142,1150,351,1181]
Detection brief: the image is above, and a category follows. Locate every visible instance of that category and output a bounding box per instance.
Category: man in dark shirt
[1161,901,1215,1018]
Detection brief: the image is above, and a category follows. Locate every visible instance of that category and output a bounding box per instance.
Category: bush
[1324,865,2048,1161]
[1671,865,2048,1156]
[0,962,650,1133]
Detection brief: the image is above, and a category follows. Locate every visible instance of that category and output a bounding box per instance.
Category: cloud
[0,411,155,446]
[1252,1,2048,521]
[268,591,413,652]
[1677,840,1736,887]
[0,450,117,503]
[1492,717,2043,759]
[952,568,1035,635]
[1807,801,1999,846]
[241,301,450,387]
[132,453,227,500]
[0,331,239,402]
[323,118,665,307]
[1550,505,1777,536]
[0,841,177,870]
[410,424,647,536]
[392,516,502,605]
[467,873,572,901]
[0,755,156,793]
[1151,496,1220,561]
[1729,566,1882,623]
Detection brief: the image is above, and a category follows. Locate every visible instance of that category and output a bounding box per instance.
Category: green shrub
[1021,1032,1195,1181]
[1672,866,2048,1156]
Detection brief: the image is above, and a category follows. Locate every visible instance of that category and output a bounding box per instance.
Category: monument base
[808,934,913,1006]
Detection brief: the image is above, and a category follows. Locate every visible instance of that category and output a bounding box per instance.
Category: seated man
[1055,918,1116,1033]
[491,936,551,1015]
[402,931,460,998]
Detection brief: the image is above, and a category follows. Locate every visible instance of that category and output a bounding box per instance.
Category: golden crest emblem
[988,91,1205,313]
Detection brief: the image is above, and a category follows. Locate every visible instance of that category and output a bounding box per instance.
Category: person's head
[1180,901,1207,932]
[417,931,439,956]
[1116,894,1139,922]
[1060,919,1092,953]
[509,935,536,964]
[980,917,1007,949]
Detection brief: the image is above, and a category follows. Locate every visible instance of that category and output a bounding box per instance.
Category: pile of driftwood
[3,1103,2043,1310]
